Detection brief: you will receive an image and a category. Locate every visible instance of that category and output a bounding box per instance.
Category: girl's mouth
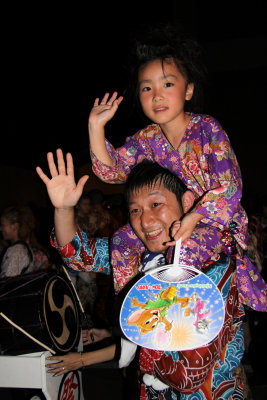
[153,106,167,113]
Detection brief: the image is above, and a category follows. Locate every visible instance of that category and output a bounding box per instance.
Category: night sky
[4,1,267,200]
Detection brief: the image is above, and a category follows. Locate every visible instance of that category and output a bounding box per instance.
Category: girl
[88,25,266,311]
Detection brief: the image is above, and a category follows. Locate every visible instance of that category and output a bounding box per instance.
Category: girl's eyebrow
[139,74,178,85]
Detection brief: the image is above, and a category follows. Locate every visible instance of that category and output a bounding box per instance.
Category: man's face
[128,183,183,254]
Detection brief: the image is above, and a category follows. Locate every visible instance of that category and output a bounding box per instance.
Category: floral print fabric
[51,227,245,399]
[138,253,245,400]
[91,113,267,311]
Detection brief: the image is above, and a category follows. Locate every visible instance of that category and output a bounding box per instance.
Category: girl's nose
[153,88,163,101]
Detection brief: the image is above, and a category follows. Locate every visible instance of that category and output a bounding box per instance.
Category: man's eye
[152,202,160,208]
[130,209,139,215]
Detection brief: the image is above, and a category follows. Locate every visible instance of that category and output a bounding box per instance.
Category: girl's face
[138,58,194,129]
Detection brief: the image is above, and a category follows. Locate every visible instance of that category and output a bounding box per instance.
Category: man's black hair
[125,160,188,208]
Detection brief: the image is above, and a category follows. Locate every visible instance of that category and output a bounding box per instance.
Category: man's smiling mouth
[145,228,163,239]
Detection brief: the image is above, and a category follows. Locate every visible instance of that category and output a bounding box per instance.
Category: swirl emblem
[44,275,80,353]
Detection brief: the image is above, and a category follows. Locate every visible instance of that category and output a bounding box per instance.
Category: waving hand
[36,149,89,209]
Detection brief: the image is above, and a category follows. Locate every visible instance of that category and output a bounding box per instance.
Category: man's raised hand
[36,149,89,209]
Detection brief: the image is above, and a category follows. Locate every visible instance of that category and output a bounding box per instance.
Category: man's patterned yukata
[90,113,267,312]
[51,225,245,399]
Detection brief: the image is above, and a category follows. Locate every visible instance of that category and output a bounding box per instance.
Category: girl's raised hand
[167,213,203,246]
[89,92,123,128]
[36,149,89,209]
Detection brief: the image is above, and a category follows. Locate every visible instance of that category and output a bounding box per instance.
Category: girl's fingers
[165,240,176,247]
[98,92,121,106]
[117,96,124,106]
[93,97,99,106]
[108,92,118,104]
[100,92,110,104]
[56,149,66,176]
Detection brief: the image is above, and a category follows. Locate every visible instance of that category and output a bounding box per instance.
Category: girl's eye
[140,85,151,93]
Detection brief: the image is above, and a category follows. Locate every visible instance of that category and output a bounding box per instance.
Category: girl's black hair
[125,23,207,118]
[125,160,187,208]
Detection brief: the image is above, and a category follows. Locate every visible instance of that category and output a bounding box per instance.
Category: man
[37,149,245,399]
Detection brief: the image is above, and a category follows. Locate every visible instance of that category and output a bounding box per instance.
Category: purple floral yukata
[90,113,267,311]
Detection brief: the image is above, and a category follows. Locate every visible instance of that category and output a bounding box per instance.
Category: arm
[36,149,89,247]
[192,118,243,227]
[90,124,157,184]
[177,117,246,247]
[46,345,116,376]
[37,150,111,274]
[88,92,123,166]
[50,228,111,274]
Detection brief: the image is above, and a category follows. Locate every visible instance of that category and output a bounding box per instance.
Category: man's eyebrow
[128,191,165,206]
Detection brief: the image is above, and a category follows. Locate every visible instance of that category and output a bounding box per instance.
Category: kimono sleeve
[191,118,245,233]
[90,134,148,184]
[50,227,111,275]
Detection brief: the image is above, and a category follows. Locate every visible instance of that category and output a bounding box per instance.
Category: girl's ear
[185,83,194,101]
[181,191,195,213]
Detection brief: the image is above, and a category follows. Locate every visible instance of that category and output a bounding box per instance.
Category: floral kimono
[90,113,267,311]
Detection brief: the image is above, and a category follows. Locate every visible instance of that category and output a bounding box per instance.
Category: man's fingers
[66,152,74,178]
[47,152,59,177]
[36,166,50,184]
[56,148,66,175]
[77,175,89,192]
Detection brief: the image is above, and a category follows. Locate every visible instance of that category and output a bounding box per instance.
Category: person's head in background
[75,193,92,217]
[125,161,195,254]
[0,205,36,245]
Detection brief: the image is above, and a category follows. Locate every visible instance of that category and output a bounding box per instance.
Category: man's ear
[181,191,195,213]
[185,83,194,101]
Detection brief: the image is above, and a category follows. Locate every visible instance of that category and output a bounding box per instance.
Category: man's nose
[141,210,155,228]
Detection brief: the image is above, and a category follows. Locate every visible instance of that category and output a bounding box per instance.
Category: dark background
[3,0,267,204]
[1,3,267,398]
